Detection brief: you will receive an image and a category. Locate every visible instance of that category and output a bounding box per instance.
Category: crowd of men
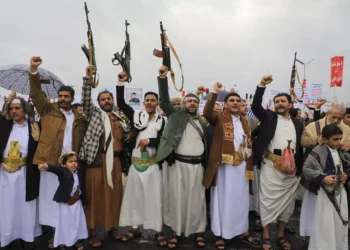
[1,56,350,250]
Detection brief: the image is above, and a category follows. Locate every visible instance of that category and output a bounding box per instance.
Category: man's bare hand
[196,86,205,96]
[159,66,168,78]
[212,82,223,93]
[30,56,42,73]
[340,172,348,184]
[316,98,326,109]
[260,75,273,86]
[85,66,95,79]
[323,175,337,185]
[38,163,47,171]
[137,139,149,152]
[118,71,128,82]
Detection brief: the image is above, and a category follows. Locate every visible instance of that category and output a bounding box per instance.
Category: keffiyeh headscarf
[3,97,35,120]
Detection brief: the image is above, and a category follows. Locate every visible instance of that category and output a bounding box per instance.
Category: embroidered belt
[221,152,246,166]
[132,157,157,172]
[2,157,27,168]
[265,151,296,175]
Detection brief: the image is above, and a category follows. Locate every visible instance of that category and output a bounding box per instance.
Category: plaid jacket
[79,78,104,164]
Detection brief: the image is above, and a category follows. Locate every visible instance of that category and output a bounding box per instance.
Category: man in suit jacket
[157,65,208,249]
[251,76,303,250]
[0,96,41,248]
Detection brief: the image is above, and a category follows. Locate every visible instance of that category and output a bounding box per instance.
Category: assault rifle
[112,20,132,82]
[81,2,99,88]
[153,21,184,92]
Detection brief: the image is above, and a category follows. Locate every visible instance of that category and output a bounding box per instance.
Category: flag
[330,56,344,87]
[247,109,258,120]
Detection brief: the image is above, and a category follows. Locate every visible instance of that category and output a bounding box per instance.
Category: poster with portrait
[125,88,142,105]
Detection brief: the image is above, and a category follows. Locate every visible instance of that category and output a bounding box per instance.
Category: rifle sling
[164,33,184,92]
[321,184,348,225]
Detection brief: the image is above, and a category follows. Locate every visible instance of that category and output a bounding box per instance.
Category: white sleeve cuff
[257,85,266,88]
[117,82,125,86]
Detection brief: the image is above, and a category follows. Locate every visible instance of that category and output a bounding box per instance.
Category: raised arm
[251,76,273,123]
[116,71,134,124]
[81,66,96,118]
[203,82,222,126]
[157,66,175,115]
[29,57,52,116]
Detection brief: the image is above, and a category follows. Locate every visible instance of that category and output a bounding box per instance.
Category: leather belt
[175,153,202,164]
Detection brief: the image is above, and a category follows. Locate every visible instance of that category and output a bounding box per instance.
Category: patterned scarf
[221,110,254,180]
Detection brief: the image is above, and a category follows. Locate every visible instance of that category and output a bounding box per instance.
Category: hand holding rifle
[159,65,168,79]
[118,71,128,83]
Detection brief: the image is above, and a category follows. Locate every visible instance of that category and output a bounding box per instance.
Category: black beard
[185,107,197,115]
[101,105,113,112]
[275,107,288,115]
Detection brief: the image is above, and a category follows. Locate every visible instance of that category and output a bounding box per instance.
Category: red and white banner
[330,56,344,87]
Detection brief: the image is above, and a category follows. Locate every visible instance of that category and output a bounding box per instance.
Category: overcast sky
[1,0,350,103]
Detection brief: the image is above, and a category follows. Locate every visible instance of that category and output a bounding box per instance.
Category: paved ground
[1,203,308,250]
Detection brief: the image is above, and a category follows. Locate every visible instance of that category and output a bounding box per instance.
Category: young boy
[303,124,348,250]
[38,152,88,250]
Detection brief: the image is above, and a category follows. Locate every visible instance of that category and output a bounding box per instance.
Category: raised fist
[159,65,168,78]
[118,71,128,82]
[212,82,223,93]
[196,86,205,96]
[260,75,273,86]
[30,56,42,73]
[316,98,326,109]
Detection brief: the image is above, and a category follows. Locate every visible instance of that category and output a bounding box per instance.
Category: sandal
[75,240,85,250]
[121,228,141,243]
[167,235,179,249]
[276,236,292,250]
[155,232,168,247]
[57,245,67,250]
[239,233,261,248]
[48,236,54,249]
[261,238,274,250]
[88,236,103,248]
[285,224,296,234]
[109,228,123,241]
[193,233,206,248]
[213,237,226,250]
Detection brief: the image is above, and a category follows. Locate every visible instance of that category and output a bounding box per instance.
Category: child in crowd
[38,151,87,250]
[303,124,349,250]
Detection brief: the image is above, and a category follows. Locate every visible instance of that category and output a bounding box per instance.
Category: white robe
[163,120,207,237]
[0,121,42,247]
[119,114,163,231]
[299,190,317,236]
[308,188,348,250]
[211,115,249,239]
[39,109,74,227]
[53,171,88,247]
[259,115,300,226]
